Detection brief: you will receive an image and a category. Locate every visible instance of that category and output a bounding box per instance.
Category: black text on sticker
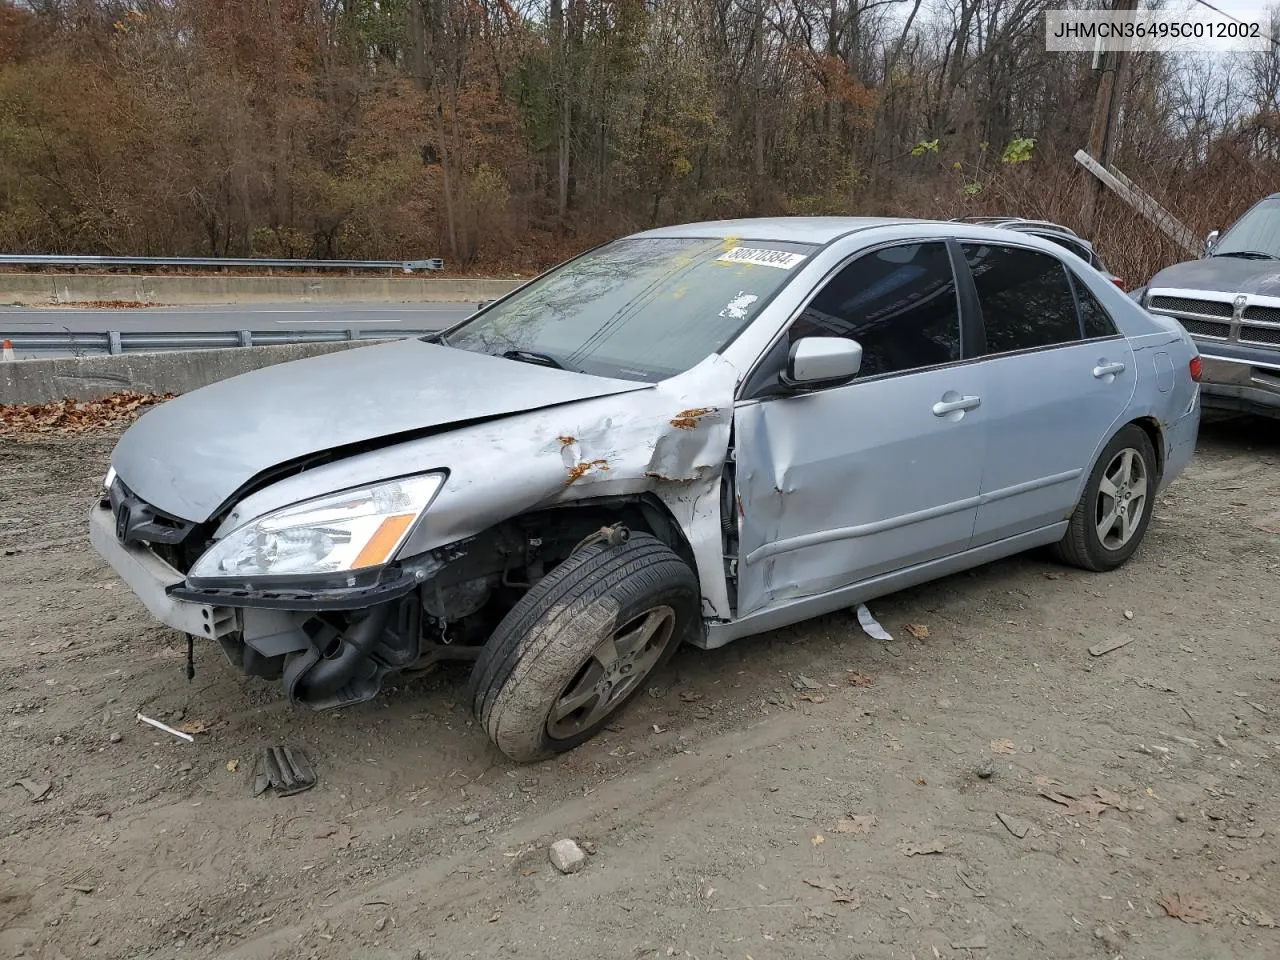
[716,247,807,270]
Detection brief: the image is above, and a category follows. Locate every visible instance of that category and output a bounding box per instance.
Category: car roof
[631,217,923,245]
[629,216,1106,252]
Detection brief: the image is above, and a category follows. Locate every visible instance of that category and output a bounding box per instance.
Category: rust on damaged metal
[670,407,716,429]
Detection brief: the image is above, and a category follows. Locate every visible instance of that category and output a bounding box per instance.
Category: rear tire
[470,532,699,763]
[1051,424,1157,572]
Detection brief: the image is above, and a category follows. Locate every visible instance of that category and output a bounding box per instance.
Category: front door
[733,240,987,619]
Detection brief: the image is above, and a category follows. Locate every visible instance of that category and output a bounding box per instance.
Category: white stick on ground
[136,712,194,743]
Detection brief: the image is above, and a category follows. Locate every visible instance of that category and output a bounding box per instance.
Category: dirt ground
[1,415,1277,960]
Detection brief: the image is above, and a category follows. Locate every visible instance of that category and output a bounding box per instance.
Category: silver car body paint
[110,337,652,522]
[209,353,741,620]
[101,216,1200,654]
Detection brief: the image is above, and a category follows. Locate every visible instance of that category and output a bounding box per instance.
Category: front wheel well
[409,494,701,643]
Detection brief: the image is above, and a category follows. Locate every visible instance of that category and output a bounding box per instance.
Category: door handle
[1093,361,1126,378]
[932,395,981,416]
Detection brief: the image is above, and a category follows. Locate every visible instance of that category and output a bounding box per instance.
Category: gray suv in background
[1131,194,1280,418]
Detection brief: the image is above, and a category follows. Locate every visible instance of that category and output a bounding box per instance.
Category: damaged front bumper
[89,500,430,710]
[89,503,237,639]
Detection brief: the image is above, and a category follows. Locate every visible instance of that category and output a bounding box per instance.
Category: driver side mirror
[1203,230,1219,257]
[780,337,862,390]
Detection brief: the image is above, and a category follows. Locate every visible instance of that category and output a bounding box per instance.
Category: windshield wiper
[1214,250,1279,260]
[501,349,566,370]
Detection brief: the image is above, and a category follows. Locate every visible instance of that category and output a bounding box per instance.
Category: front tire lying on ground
[470,531,700,763]
[1052,423,1158,572]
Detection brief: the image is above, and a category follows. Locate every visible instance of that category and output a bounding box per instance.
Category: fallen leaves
[810,834,824,847]
[903,622,930,640]
[846,669,874,687]
[226,759,239,773]
[798,693,826,704]
[177,720,209,735]
[834,815,877,836]
[995,811,1030,839]
[802,877,860,906]
[990,738,1016,755]
[1037,785,1130,818]
[15,778,52,802]
[1091,787,1130,812]
[0,391,174,439]
[1157,891,1212,924]
[900,840,946,857]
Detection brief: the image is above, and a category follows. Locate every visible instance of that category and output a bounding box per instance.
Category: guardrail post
[238,330,252,348]
[346,328,357,341]
[107,331,122,355]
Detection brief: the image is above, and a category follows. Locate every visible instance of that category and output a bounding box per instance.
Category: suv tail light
[1189,356,1203,381]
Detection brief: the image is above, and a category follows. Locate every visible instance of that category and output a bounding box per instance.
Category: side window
[788,242,961,378]
[1072,273,1120,339]
[961,244,1080,355]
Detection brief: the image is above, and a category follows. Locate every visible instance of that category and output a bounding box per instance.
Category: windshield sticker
[716,247,807,270]
[719,291,759,320]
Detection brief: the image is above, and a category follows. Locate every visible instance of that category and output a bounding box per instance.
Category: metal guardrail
[0,254,444,273]
[2,328,436,357]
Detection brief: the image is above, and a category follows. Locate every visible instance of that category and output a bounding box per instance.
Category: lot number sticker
[716,247,807,270]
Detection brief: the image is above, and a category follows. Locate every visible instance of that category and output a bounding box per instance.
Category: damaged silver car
[90,217,1202,762]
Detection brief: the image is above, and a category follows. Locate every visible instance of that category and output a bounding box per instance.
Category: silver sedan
[91,217,1202,762]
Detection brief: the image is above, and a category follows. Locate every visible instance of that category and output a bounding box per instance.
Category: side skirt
[694,522,1068,650]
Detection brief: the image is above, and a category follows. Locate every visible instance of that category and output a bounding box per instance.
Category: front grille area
[1244,304,1280,325]
[1178,318,1231,338]
[107,478,208,573]
[1149,295,1233,318]
[1240,325,1280,346]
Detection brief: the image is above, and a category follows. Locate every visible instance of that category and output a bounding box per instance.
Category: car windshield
[1215,197,1280,259]
[441,236,818,381]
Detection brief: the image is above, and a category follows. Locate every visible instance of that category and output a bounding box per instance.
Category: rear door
[960,242,1136,546]
[732,240,987,618]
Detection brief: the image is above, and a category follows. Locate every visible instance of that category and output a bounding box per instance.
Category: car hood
[110,338,650,521]
[1148,256,1280,298]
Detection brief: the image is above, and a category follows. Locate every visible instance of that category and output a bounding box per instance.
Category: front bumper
[1195,343,1280,417]
[89,502,236,638]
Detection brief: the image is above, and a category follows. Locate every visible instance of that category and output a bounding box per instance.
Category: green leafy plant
[911,138,940,157]
[1001,138,1036,164]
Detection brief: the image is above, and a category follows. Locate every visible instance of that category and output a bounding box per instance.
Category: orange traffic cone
[1,339,13,362]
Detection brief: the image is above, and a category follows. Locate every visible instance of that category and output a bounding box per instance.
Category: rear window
[443,237,817,381]
[1073,275,1119,339]
[962,244,1081,354]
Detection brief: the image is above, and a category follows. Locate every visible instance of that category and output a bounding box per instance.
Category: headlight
[189,473,445,581]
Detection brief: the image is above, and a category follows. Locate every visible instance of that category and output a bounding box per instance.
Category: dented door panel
[732,367,988,619]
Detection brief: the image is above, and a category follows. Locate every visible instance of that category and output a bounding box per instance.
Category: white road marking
[278,318,403,324]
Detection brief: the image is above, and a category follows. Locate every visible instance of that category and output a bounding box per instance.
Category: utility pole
[1082,0,1140,234]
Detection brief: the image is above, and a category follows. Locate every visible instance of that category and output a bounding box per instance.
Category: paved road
[0,301,475,335]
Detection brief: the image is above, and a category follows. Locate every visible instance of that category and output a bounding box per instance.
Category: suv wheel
[470,532,699,763]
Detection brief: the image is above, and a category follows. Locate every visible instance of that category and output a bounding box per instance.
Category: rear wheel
[1051,424,1157,572]
[470,532,699,763]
